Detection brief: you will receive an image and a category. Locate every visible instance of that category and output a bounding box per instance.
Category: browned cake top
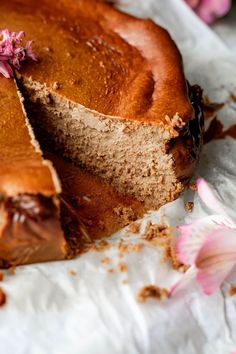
[0,0,193,124]
[0,77,58,196]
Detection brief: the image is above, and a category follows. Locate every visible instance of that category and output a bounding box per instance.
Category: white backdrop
[1,1,236,353]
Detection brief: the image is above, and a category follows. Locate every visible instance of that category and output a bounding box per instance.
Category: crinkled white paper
[1,1,236,353]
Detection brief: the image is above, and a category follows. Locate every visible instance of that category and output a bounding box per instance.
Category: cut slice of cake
[0,77,67,267]
[1,0,204,210]
[0,76,145,267]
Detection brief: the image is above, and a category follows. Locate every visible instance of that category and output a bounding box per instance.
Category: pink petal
[176,214,234,265]
[197,263,235,295]
[196,0,232,24]
[197,178,229,217]
[0,29,37,78]
[185,0,200,9]
[168,266,196,297]
[196,228,236,295]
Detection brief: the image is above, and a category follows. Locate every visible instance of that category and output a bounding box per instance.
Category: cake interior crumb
[137,285,168,303]
[69,270,77,276]
[107,268,114,273]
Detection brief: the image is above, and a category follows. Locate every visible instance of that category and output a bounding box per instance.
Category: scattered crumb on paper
[185,201,194,213]
[118,262,127,272]
[229,285,236,296]
[137,285,168,303]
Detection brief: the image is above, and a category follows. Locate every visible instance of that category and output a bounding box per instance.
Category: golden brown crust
[0,77,58,197]
[0,0,193,126]
[0,78,66,266]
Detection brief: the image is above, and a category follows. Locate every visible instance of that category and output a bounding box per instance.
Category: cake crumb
[52,81,60,90]
[0,288,6,307]
[117,239,144,258]
[185,201,194,213]
[229,285,236,296]
[0,272,4,282]
[69,270,77,276]
[90,239,111,252]
[142,221,171,243]
[44,46,52,52]
[107,268,114,273]
[99,240,109,247]
[137,285,168,303]
[188,182,197,191]
[101,256,110,265]
[142,221,189,272]
[118,262,127,272]
[113,206,137,224]
[129,222,140,234]
[133,243,144,252]
[122,279,128,284]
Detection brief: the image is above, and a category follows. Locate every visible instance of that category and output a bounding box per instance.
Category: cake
[0,0,204,266]
[0,77,67,267]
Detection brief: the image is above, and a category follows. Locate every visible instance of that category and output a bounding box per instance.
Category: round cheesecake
[0,0,204,266]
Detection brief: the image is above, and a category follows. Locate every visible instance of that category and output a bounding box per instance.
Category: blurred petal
[197,0,232,24]
[185,0,200,9]
[196,261,235,295]
[197,178,230,217]
[169,266,196,297]
[196,228,236,294]
[176,214,235,265]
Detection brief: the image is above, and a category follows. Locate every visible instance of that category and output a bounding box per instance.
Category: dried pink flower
[185,0,232,24]
[0,29,37,78]
[171,178,236,296]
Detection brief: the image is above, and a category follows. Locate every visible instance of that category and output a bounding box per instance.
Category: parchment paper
[1,1,236,353]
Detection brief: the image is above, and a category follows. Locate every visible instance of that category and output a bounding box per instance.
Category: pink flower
[0,29,37,78]
[185,0,232,24]
[173,178,236,296]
